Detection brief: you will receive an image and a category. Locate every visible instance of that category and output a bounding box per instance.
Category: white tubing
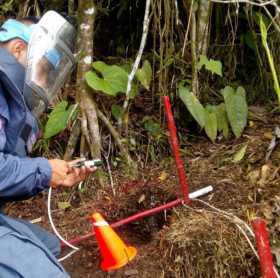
[189,186,213,199]
[47,187,79,251]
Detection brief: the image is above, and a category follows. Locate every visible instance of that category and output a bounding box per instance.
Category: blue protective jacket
[0,48,69,277]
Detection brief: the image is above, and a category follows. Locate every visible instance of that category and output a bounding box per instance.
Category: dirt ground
[6,106,280,277]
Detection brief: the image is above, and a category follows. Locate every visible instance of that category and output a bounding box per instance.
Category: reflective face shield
[24,11,76,117]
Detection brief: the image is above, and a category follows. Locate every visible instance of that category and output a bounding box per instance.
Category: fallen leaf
[138,194,146,204]
[233,144,247,162]
[259,164,271,186]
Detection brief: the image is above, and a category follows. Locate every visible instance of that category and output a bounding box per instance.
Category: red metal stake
[163,96,190,202]
[252,218,276,278]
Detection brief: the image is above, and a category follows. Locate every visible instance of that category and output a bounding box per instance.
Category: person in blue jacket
[0,12,94,277]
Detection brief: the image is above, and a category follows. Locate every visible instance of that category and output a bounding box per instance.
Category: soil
[6,106,280,277]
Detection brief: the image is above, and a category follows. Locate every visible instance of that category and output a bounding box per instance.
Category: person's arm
[0,116,95,201]
[0,152,52,199]
[0,115,52,200]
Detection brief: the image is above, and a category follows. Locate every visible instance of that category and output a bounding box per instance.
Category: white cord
[58,249,79,262]
[47,187,80,261]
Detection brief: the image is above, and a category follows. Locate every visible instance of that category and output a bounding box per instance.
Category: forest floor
[6,105,280,277]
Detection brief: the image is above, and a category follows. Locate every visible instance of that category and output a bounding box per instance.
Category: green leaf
[222,86,248,138]
[197,55,223,76]
[136,60,152,90]
[58,201,71,210]
[206,59,223,76]
[44,101,74,139]
[233,144,247,162]
[204,109,218,142]
[244,32,256,51]
[197,55,208,70]
[216,103,230,139]
[85,61,128,96]
[259,15,267,43]
[129,83,139,99]
[143,119,161,137]
[111,104,123,121]
[179,84,206,128]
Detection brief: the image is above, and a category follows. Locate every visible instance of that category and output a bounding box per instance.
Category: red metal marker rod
[163,96,189,202]
[62,198,184,247]
[252,218,276,278]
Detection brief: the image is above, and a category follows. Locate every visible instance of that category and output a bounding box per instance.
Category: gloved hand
[48,158,96,188]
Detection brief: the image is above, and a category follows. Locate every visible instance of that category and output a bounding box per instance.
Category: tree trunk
[76,0,104,185]
[196,0,212,56]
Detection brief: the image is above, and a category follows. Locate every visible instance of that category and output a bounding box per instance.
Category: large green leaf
[197,55,223,77]
[44,101,74,139]
[179,84,206,128]
[222,86,248,138]
[136,60,152,90]
[85,61,128,96]
[205,108,218,142]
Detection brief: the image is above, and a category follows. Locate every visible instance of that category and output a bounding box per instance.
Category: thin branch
[182,0,194,57]
[97,108,138,176]
[119,0,152,127]
[211,0,275,7]
[103,135,115,196]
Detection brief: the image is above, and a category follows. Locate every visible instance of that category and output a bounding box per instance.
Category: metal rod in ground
[163,96,190,202]
[252,218,276,278]
[62,186,213,248]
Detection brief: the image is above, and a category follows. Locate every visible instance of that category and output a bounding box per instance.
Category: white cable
[58,249,79,262]
[47,187,80,251]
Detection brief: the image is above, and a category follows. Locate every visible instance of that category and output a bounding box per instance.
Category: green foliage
[0,0,15,14]
[111,104,123,121]
[215,104,229,139]
[179,84,248,142]
[86,60,152,99]
[58,201,71,210]
[197,55,223,77]
[44,101,74,139]
[136,60,152,90]
[142,117,162,139]
[222,86,248,138]
[85,61,128,96]
[179,84,206,128]
[204,108,218,143]
[258,15,280,103]
[243,32,256,51]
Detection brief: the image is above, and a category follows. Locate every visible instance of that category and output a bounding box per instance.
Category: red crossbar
[61,96,190,247]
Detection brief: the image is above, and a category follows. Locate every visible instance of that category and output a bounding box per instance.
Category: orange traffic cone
[91,212,137,271]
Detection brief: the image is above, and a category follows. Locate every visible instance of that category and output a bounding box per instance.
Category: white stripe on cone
[93,220,109,227]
